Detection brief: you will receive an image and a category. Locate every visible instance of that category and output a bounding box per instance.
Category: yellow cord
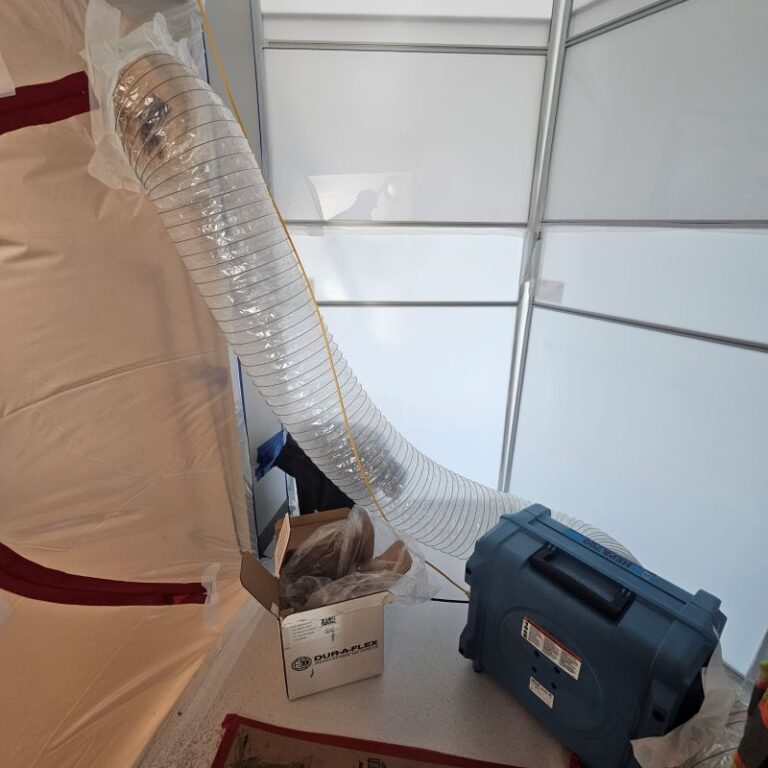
[195,0,470,599]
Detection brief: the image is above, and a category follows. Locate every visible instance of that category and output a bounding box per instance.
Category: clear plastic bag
[303,571,405,611]
[281,507,374,582]
[631,644,738,768]
[279,508,436,612]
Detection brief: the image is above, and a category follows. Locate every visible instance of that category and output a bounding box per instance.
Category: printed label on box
[529,676,554,709]
[522,617,582,680]
[286,613,342,645]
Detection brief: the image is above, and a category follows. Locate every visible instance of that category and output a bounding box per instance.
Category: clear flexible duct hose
[114,53,635,561]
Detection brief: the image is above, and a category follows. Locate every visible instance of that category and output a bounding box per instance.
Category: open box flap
[243,509,401,619]
[240,553,280,618]
[275,508,350,576]
[242,510,352,616]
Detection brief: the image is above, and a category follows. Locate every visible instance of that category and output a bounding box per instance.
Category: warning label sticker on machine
[529,677,554,709]
[522,617,582,680]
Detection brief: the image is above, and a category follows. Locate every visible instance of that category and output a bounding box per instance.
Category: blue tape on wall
[255,430,286,480]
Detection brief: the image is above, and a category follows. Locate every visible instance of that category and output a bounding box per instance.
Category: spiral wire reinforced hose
[113,52,636,563]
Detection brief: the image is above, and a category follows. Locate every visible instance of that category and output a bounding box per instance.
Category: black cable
[431,597,469,604]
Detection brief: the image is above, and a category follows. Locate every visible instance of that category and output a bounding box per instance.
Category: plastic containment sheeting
[0,3,250,767]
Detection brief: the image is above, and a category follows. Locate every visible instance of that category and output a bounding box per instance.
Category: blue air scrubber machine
[459,505,725,768]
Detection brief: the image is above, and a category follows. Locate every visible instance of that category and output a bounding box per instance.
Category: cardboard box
[240,508,390,700]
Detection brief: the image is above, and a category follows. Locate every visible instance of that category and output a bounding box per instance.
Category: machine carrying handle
[530,545,633,620]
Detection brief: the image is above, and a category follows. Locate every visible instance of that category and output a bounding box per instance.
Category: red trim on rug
[211,716,242,768]
[0,71,90,136]
[211,714,530,768]
[0,541,207,606]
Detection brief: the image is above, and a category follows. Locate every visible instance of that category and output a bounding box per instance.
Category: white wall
[569,0,662,38]
[261,0,554,47]
[517,0,768,672]
[548,0,768,221]
[265,49,544,222]
[538,227,768,344]
[323,306,517,489]
[512,309,768,672]
[290,225,523,302]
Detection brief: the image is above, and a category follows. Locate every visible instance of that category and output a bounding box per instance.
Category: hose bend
[114,53,636,562]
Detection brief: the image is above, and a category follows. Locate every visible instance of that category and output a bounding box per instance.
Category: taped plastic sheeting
[0,50,15,97]
[82,0,199,190]
[202,562,222,629]
[0,108,248,768]
[0,3,250,765]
